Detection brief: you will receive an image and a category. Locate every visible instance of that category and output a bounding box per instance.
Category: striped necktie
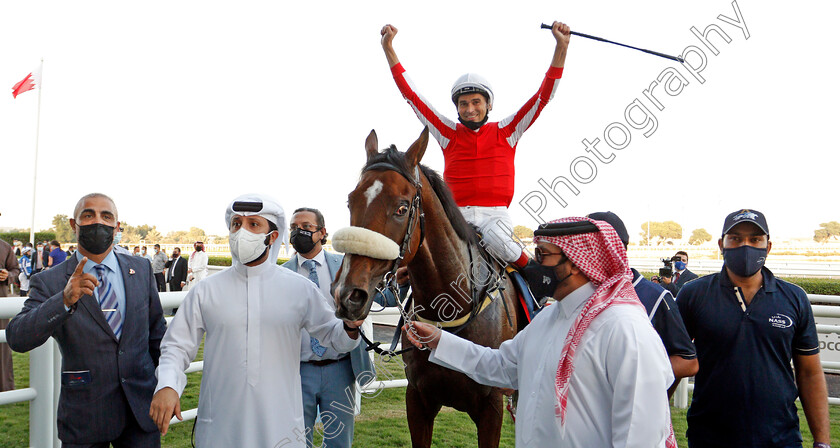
[94,264,123,339]
[302,259,327,357]
[302,259,320,287]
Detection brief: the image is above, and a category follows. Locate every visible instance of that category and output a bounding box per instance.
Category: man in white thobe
[187,242,209,285]
[150,194,363,447]
[407,217,676,447]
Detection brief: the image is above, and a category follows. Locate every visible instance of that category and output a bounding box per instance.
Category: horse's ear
[365,129,379,161]
[405,126,429,168]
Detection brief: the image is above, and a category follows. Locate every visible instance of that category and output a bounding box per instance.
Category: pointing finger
[74,257,88,275]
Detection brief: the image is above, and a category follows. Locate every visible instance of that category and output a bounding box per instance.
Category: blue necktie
[302,259,327,357]
[302,259,320,287]
[94,264,122,339]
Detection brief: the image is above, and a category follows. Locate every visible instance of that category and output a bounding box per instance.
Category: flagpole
[29,58,43,246]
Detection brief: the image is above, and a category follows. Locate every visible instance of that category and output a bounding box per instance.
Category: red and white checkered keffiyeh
[534,217,677,447]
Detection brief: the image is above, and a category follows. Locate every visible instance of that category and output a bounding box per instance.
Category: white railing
[629,258,840,278]
[2,291,839,447]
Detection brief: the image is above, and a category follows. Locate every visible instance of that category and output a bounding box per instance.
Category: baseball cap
[721,209,769,236]
[587,211,629,246]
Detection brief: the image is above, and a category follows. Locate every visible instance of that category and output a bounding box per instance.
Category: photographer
[653,251,698,295]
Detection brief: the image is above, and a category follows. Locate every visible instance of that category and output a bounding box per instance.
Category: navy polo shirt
[631,268,696,359]
[676,267,820,447]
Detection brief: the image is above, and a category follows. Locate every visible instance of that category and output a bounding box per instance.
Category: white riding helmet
[451,73,494,106]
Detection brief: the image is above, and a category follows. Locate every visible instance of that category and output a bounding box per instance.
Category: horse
[332,127,527,447]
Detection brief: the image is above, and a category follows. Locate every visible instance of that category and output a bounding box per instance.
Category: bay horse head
[332,127,430,321]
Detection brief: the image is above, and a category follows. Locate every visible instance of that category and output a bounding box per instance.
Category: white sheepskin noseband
[332,226,400,260]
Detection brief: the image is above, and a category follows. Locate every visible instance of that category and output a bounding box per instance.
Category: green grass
[3,351,838,447]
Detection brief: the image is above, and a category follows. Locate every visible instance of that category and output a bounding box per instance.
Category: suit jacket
[283,251,377,383]
[0,239,20,298]
[665,268,699,295]
[6,253,167,444]
[165,256,188,286]
[675,268,699,288]
[41,247,50,269]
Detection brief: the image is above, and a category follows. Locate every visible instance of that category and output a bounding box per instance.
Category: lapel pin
[129,268,135,275]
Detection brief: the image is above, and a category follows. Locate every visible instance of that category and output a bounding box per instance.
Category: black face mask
[290,228,317,254]
[525,257,572,302]
[77,223,115,255]
[458,115,489,130]
[723,245,767,277]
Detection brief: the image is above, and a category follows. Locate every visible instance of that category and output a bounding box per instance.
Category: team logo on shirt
[768,313,793,329]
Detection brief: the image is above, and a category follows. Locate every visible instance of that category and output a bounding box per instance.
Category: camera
[659,257,675,278]
[651,257,681,283]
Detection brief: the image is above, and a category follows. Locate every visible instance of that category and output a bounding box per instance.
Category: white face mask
[229,229,272,264]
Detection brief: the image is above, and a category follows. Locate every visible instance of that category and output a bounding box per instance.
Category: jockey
[380,21,571,268]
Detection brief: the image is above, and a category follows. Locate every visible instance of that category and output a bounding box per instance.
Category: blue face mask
[113,231,122,245]
[674,261,686,271]
[723,245,767,277]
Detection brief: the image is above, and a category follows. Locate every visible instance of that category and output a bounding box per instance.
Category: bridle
[362,161,426,305]
[352,161,507,360]
[355,162,426,360]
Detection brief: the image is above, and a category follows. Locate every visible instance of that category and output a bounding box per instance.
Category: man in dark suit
[164,248,187,292]
[7,192,167,447]
[658,250,699,296]
[41,240,50,271]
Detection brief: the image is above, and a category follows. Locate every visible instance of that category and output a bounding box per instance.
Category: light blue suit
[283,251,397,447]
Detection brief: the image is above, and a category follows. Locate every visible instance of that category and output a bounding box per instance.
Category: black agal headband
[534,221,600,237]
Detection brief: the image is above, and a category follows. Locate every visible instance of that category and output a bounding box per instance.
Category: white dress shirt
[429,282,674,447]
[295,250,332,299]
[155,259,359,447]
[296,250,344,361]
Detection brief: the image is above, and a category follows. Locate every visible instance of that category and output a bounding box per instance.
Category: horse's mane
[363,145,478,245]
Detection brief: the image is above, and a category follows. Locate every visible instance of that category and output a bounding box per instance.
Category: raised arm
[380,23,456,147]
[7,258,99,353]
[380,24,400,68]
[549,21,571,68]
[498,20,571,144]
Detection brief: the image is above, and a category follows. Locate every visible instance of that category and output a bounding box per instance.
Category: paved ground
[373,325,840,399]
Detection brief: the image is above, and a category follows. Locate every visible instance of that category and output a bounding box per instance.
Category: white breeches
[459,206,523,263]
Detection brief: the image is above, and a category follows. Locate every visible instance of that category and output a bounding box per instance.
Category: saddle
[469,226,544,324]
[505,265,544,323]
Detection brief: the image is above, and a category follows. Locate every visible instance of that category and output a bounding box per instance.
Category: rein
[354,161,507,359]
